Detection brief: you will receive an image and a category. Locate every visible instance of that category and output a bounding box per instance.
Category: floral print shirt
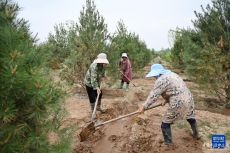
[143,72,196,123]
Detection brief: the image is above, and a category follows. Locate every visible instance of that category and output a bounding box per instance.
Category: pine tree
[0,1,73,152]
[47,23,71,69]
[112,20,151,72]
[151,48,156,59]
[172,0,230,108]
[59,0,111,87]
[170,31,185,70]
[59,1,151,87]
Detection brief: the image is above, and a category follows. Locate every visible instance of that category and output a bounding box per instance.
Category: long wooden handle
[91,86,101,121]
[118,70,137,87]
[95,103,162,127]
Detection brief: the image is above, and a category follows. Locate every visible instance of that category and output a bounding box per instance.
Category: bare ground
[52,61,230,153]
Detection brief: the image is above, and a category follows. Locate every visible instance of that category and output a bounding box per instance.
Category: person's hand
[97,88,101,95]
[161,100,167,106]
[117,68,120,71]
[101,77,105,82]
[138,107,145,114]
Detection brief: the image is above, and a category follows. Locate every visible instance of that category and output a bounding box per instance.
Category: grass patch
[206,133,216,140]
[212,129,217,134]
[184,140,187,145]
[175,121,190,132]
[113,142,117,148]
[201,138,206,142]
[137,143,141,149]
[199,121,212,128]
[225,131,230,140]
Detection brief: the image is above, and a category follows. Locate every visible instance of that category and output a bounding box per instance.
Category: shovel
[118,69,138,87]
[80,86,101,142]
[80,103,162,142]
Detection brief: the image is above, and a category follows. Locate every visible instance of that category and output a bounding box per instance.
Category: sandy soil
[52,62,230,153]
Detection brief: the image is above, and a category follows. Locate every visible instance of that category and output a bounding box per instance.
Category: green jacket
[84,63,106,90]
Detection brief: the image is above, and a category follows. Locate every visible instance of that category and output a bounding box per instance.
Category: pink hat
[93,53,109,64]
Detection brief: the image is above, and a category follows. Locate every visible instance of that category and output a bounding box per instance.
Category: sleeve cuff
[143,103,149,110]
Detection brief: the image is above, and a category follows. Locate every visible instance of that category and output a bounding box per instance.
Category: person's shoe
[117,82,124,89]
[190,122,201,140]
[97,106,104,111]
[126,84,129,91]
[161,128,173,146]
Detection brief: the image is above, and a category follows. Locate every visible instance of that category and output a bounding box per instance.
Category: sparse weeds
[140,88,151,93]
[199,121,212,128]
[206,133,216,140]
[201,138,206,142]
[113,142,117,148]
[137,143,141,149]
[225,131,230,140]
[215,108,220,113]
[184,139,187,144]
[175,121,190,132]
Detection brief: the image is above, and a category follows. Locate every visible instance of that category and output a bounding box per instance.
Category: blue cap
[145,64,171,78]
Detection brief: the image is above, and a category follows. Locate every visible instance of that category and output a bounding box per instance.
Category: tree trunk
[225,67,230,108]
[226,84,230,108]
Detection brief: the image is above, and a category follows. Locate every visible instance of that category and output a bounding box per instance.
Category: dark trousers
[86,85,102,104]
[121,79,129,84]
[161,118,196,129]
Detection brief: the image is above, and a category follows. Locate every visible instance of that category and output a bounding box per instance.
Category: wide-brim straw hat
[146,64,171,78]
[121,53,128,58]
[94,53,109,64]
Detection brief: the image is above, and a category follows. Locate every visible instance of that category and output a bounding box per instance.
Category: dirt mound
[97,108,118,121]
[102,89,125,99]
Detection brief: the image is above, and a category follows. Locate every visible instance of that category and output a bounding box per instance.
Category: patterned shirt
[143,72,195,123]
[84,63,106,90]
